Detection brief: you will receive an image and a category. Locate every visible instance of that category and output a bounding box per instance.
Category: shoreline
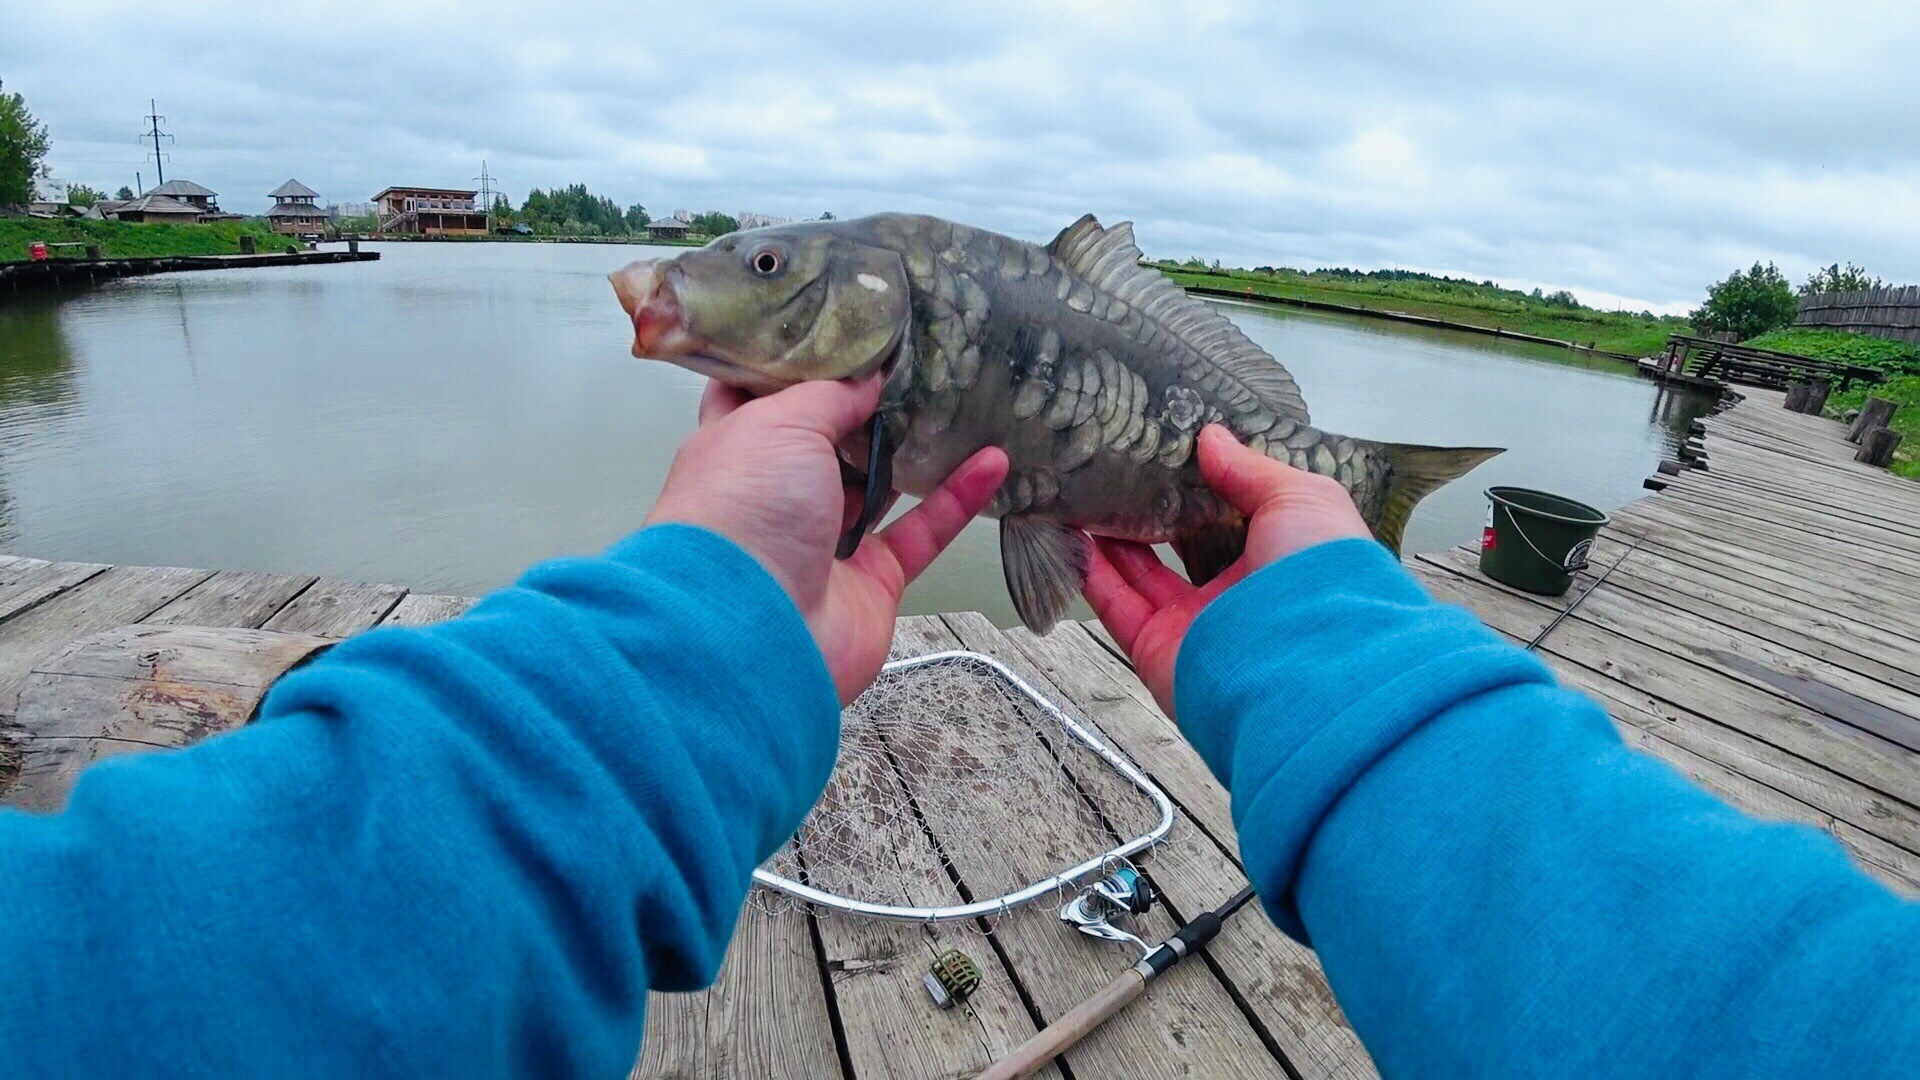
[1184,283,1646,363]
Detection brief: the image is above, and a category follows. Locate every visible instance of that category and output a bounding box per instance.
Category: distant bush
[1691,262,1797,339]
[1801,262,1883,296]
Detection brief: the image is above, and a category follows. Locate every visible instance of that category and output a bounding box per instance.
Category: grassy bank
[1746,327,1920,478]
[1157,264,1684,357]
[0,218,300,262]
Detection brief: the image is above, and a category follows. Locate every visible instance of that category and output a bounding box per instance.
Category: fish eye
[750,249,783,276]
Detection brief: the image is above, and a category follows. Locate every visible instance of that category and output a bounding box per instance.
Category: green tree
[1802,262,1883,296]
[114,184,134,200]
[0,80,51,206]
[819,211,836,220]
[1691,262,1799,339]
[688,211,739,237]
[625,203,650,230]
[490,193,513,226]
[67,182,103,207]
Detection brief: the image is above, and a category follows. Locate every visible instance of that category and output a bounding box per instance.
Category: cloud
[7,0,1915,312]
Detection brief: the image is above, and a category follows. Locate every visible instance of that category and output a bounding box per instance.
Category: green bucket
[1479,486,1609,596]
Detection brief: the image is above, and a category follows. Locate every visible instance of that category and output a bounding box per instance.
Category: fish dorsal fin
[1048,215,1311,426]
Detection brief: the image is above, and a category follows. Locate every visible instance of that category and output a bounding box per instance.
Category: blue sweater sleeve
[1175,538,1920,1078]
[0,524,839,1076]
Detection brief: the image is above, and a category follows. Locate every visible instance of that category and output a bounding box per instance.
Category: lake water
[0,241,1709,626]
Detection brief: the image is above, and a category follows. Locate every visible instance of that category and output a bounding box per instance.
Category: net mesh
[756,652,1174,925]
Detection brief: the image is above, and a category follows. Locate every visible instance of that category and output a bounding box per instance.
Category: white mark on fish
[857,273,890,293]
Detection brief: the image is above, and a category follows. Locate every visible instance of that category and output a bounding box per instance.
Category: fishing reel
[1059,860,1157,957]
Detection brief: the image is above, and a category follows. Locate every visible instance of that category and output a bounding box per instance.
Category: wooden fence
[1796,285,1920,343]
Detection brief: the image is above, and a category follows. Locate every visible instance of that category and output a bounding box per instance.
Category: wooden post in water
[1856,426,1904,467]
[1848,397,1898,442]
[238,233,257,255]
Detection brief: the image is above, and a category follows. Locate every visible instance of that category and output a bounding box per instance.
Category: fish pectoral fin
[1000,515,1091,635]
[1172,524,1248,586]
[838,457,867,491]
[836,413,896,560]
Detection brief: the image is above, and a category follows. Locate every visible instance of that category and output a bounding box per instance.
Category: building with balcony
[371,185,489,236]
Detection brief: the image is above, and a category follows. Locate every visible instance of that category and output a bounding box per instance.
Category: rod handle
[976,968,1146,1080]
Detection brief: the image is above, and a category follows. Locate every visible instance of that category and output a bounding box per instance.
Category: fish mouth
[609,260,792,396]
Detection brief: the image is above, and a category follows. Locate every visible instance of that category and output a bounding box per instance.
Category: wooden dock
[0,389,1914,1077]
[0,248,379,295]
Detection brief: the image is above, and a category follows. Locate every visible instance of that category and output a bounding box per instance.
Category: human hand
[1084,424,1368,718]
[648,377,1009,703]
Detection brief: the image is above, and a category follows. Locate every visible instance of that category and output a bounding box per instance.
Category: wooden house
[100,194,205,223]
[371,186,488,236]
[647,217,690,241]
[146,180,221,213]
[266,179,329,236]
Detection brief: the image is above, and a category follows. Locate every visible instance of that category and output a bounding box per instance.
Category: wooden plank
[911,615,1283,1078]
[986,617,1378,1079]
[631,900,846,1080]
[806,615,1054,1080]
[262,579,407,637]
[1426,546,1920,704]
[1620,706,1920,896]
[0,565,213,708]
[380,593,479,627]
[143,570,317,629]
[1595,526,1920,642]
[1609,504,1920,607]
[1587,535,1920,656]
[1441,550,1920,751]
[1548,654,1920,858]
[0,558,110,625]
[5,626,330,811]
[1409,561,1920,808]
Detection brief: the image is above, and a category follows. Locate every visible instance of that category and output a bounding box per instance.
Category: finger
[1100,537,1193,608]
[698,379,749,426]
[753,375,884,444]
[871,446,1009,586]
[1082,540,1154,654]
[1197,424,1303,516]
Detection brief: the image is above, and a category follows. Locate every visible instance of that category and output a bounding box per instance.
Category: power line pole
[474,159,499,233]
[141,99,173,187]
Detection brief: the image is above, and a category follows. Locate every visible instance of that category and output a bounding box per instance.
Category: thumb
[1196,424,1303,516]
[753,375,883,443]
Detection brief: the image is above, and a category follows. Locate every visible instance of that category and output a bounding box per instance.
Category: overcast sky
[8,1,1918,312]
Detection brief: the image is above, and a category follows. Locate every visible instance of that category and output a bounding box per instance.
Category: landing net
[754,650,1176,924]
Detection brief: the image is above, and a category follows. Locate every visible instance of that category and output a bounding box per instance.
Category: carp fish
[611,213,1501,634]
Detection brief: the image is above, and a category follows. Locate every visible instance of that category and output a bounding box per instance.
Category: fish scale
[611,212,1503,634]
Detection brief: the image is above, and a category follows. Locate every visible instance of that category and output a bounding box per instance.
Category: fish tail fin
[1367,442,1504,555]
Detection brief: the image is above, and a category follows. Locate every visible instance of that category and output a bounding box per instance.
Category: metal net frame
[754,650,1176,923]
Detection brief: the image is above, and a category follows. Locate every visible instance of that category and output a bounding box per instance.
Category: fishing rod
[980,534,1647,1078]
[978,882,1256,1080]
[1525,532,1644,651]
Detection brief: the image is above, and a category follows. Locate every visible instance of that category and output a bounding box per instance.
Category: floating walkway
[0,391,1912,1077]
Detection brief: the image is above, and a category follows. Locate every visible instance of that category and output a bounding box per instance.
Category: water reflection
[0,297,83,546]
